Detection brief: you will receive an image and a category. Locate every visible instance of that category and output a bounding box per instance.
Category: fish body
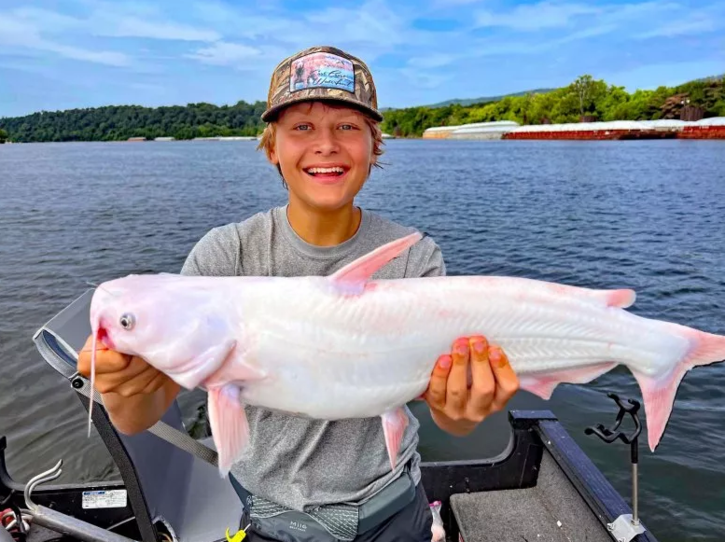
[88,233,725,476]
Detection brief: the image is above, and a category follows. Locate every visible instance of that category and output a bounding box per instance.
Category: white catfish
[88,232,725,477]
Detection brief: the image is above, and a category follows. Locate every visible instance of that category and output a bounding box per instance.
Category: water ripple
[1,139,724,541]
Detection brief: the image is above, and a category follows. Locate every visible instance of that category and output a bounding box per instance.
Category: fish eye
[119,313,136,330]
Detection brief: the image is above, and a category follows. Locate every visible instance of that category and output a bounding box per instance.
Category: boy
[78,46,519,541]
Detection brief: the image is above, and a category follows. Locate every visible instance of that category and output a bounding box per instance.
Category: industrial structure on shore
[422,117,725,141]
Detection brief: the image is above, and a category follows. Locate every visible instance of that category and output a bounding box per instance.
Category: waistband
[229,465,416,540]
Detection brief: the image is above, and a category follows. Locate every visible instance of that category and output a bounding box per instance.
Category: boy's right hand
[77,334,172,398]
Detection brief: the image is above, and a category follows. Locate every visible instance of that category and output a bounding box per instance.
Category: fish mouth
[97,322,116,350]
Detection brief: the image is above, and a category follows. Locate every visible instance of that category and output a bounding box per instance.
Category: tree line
[380,75,725,137]
[0,101,268,143]
[0,75,723,143]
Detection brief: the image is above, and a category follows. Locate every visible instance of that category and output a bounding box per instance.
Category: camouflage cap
[261,45,383,122]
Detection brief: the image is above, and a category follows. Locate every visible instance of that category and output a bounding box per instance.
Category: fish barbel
[88,232,725,476]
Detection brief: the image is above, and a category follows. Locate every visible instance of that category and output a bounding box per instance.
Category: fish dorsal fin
[329,232,423,290]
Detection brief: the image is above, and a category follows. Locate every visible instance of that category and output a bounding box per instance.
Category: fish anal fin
[520,362,618,400]
[519,376,559,400]
[381,407,409,470]
[208,384,249,478]
[329,232,423,292]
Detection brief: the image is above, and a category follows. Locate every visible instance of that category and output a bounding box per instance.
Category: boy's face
[269,101,375,212]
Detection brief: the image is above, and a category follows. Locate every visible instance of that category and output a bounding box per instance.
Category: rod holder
[585,392,646,541]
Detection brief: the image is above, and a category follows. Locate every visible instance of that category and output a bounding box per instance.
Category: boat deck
[450,451,611,541]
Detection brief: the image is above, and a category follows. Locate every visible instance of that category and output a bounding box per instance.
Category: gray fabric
[180,205,445,518]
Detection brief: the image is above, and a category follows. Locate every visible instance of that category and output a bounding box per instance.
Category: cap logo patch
[289,52,355,94]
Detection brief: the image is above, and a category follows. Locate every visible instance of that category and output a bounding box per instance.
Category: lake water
[1,139,724,541]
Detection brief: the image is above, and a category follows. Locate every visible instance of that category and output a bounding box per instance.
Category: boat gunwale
[534,419,658,542]
[1,409,656,542]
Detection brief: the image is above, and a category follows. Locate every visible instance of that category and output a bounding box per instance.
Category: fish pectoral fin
[329,232,423,291]
[208,384,249,478]
[173,339,238,390]
[519,362,618,400]
[381,407,410,470]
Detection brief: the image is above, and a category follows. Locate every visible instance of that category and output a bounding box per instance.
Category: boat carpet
[451,450,612,542]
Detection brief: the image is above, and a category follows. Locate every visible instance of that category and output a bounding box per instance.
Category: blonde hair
[257,103,385,187]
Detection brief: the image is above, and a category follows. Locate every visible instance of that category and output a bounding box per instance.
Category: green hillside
[424,88,557,108]
[380,75,725,137]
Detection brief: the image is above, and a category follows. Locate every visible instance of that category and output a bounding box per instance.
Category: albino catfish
[88,232,725,476]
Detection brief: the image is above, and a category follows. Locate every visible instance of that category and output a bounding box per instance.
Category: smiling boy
[78,46,519,542]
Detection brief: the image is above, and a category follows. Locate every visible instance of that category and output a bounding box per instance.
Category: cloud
[431,0,485,6]
[36,41,130,66]
[636,15,719,38]
[474,1,602,31]
[0,10,131,66]
[398,67,454,89]
[93,16,221,41]
[2,0,724,118]
[10,7,81,33]
[407,53,456,69]
[185,42,262,67]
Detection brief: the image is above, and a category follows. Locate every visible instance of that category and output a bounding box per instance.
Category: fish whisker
[85,280,118,297]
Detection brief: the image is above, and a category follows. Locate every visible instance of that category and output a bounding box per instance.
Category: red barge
[678,118,725,139]
[502,120,687,141]
[422,118,725,141]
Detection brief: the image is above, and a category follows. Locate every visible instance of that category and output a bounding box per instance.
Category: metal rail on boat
[22,459,139,542]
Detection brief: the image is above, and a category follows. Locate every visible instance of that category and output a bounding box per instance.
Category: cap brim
[261,96,383,123]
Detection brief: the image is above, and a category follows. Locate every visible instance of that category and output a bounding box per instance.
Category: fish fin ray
[381,407,409,470]
[208,384,249,478]
[520,362,618,400]
[329,232,423,292]
[634,324,725,453]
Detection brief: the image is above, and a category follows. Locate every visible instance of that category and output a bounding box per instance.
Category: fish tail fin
[633,324,725,453]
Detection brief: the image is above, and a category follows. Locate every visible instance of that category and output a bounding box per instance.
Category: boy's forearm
[101,379,181,435]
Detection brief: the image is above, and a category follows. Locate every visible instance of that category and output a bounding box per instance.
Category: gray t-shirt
[180,205,445,512]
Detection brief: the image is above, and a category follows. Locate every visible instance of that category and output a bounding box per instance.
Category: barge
[423,118,725,141]
[678,117,725,139]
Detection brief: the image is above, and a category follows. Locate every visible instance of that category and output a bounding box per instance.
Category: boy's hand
[77,334,170,398]
[423,335,519,436]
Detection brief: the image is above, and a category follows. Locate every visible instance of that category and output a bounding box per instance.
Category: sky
[0,0,723,118]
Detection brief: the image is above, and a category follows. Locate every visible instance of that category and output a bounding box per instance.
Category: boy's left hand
[423,335,519,436]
